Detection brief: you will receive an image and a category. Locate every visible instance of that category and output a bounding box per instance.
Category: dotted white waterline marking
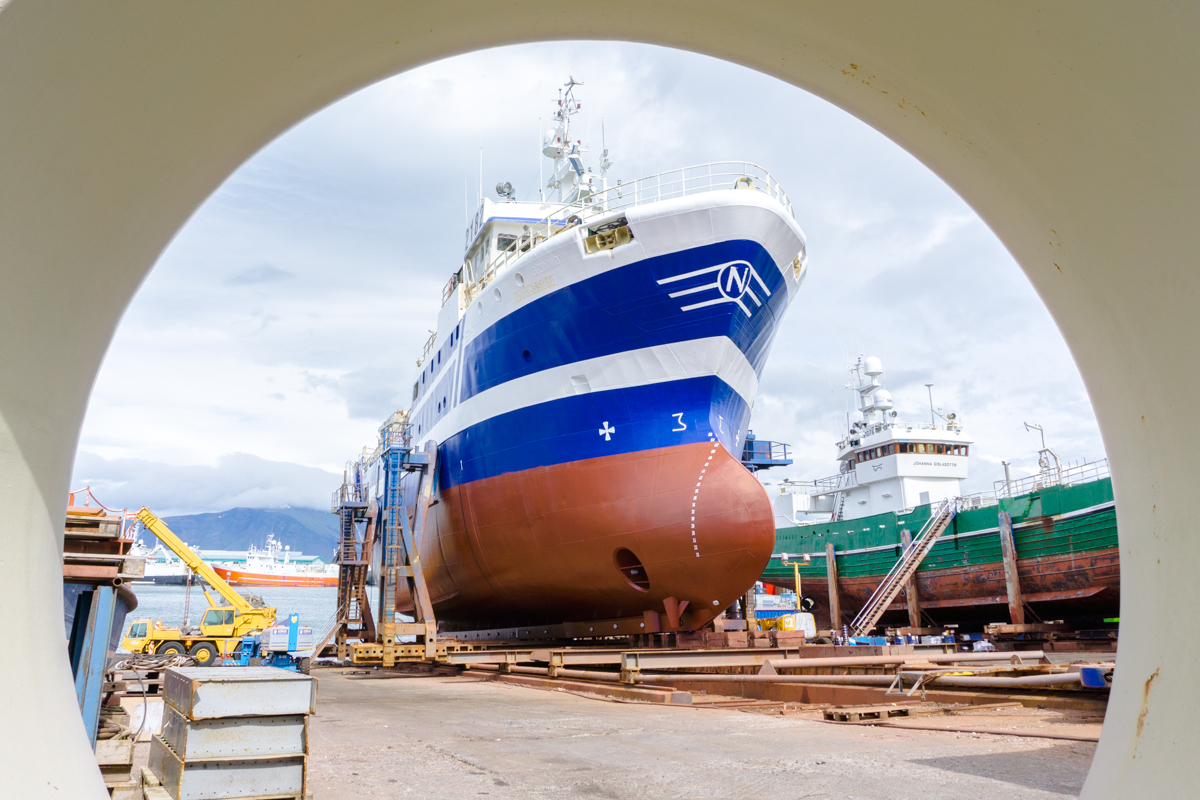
[690,440,723,560]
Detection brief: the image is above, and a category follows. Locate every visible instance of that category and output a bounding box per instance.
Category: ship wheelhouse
[775,356,973,523]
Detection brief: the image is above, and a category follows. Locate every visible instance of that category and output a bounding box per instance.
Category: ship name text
[514,274,558,302]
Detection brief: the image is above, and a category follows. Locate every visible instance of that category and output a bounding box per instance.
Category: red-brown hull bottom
[212,566,338,588]
[402,442,775,631]
[784,549,1121,628]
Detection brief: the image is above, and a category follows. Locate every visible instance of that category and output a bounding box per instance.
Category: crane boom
[136,507,258,615]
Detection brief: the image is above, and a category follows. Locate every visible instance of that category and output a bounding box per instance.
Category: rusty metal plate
[164,667,316,721]
[161,704,307,760]
[150,735,306,800]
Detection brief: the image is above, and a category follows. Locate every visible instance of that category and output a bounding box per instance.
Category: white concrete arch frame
[1,4,1194,797]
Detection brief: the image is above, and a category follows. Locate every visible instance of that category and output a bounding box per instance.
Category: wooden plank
[998,511,1025,625]
[95,739,133,766]
[825,543,841,629]
[62,563,119,580]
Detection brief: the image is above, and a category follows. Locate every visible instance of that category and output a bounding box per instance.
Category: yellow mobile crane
[121,508,277,665]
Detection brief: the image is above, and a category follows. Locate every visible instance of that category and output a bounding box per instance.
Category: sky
[72,42,1105,516]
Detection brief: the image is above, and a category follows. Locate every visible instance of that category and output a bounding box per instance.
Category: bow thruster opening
[613,547,650,592]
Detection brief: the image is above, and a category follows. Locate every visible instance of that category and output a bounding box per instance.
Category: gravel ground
[302,670,1097,799]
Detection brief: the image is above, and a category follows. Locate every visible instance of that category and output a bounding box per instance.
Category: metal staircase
[330,469,372,661]
[849,498,958,636]
[379,439,439,664]
[832,491,847,522]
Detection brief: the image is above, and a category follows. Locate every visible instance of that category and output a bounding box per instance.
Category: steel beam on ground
[620,648,799,681]
[531,648,628,666]
[445,650,534,665]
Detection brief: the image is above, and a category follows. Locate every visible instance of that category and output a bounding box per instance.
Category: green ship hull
[762,477,1119,629]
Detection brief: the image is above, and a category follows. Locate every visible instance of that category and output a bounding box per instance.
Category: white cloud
[224,264,295,286]
[74,41,1102,513]
[73,452,339,517]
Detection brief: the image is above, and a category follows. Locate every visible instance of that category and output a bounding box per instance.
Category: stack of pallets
[149,667,315,800]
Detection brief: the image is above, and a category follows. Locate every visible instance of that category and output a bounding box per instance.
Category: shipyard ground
[291,668,1098,799]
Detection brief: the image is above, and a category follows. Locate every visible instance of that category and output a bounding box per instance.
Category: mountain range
[142,506,340,558]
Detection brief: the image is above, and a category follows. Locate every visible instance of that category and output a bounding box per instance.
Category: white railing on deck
[782,471,858,496]
[463,162,793,304]
[995,458,1110,498]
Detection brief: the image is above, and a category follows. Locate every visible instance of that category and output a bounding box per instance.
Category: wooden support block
[743,588,757,628]
[900,529,922,629]
[771,631,806,648]
[826,543,841,628]
[824,703,922,722]
[95,738,133,767]
[108,780,140,800]
[998,512,1025,625]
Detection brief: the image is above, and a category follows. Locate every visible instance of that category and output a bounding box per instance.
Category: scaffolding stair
[849,498,958,637]
[379,440,439,665]
[331,432,440,665]
[331,477,372,661]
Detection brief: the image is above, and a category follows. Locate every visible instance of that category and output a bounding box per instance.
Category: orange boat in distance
[210,533,338,588]
[211,565,337,588]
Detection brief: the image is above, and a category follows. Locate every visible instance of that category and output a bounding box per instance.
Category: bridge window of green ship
[613,547,650,592]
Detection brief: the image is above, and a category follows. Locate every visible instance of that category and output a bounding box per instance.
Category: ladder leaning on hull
[849,498,959,637]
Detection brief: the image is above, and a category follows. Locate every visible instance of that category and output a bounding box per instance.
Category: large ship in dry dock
[339,79,807,637]
[764,356,1119,631]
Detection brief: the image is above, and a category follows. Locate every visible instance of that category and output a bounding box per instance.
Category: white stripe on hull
[427,336,758,444]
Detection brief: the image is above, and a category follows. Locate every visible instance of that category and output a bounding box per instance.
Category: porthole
[493,287,502,302]
[522,349,532,363]
[476,302,482,315]
[515,272,525,287]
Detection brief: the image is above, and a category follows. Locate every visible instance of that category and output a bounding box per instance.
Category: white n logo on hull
[657,260,771,317]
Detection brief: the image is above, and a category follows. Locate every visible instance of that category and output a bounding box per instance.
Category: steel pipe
[761,650,1047,671]
[932,672,1084,688]
[634,670,1086,689]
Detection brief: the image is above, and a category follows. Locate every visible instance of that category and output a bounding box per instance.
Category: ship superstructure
[775,356,972,524]
[765,357,1118,629]
[346,79,809,635]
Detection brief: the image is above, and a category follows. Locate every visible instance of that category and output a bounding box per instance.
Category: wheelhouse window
[497,233,518,252]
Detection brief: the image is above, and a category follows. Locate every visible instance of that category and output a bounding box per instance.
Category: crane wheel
[300,657,311,675]
[189,642,219,666]
[157,641,186,656]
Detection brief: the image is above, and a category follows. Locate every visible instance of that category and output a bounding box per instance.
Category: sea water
[124,583,337,634]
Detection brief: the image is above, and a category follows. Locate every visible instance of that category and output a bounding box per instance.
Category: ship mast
[542,77,607,204]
